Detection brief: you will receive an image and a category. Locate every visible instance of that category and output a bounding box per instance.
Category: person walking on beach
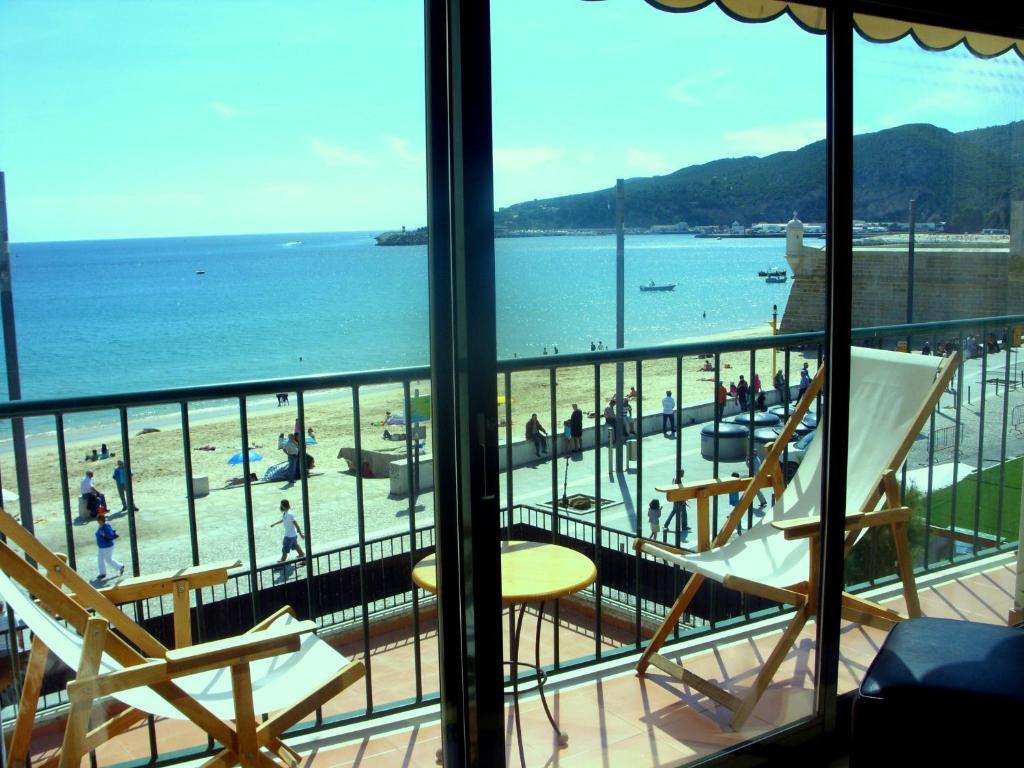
[525,414,548,457]
[661,391,675,436]
[774,369,787,405]
[736,375,749,412]
[94,513,124,580]
[112,460,138,513]
[80,470,108,517]
[569,403,583,453]
[798,362,811,400]
[271,499,305,564]
[282,433,300,481]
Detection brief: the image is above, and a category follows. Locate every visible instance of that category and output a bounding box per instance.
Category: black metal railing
[1,314,1022,763]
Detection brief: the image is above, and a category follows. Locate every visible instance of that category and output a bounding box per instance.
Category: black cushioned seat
[852,617,1024,765]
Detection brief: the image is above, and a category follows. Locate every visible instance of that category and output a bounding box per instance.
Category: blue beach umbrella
[227,449,262,465]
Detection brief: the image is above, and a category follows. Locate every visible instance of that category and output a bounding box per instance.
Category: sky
[2,0,1023,242]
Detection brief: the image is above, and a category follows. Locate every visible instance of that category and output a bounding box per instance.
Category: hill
[493,121,1024,234]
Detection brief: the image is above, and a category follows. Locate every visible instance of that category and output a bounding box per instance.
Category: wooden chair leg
[730,605,810,731]
[891,521,922,617]
[230,664,260,768]
[59,618,107,768]
[637,573,705,673]
[6,635,49,767]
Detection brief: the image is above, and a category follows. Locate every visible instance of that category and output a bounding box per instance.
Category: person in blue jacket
[95,513,124,580]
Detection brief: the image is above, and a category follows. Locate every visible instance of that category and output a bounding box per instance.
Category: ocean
[2,231,795,413]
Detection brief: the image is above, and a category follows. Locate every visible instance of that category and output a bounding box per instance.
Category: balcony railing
[1,314,1022,764]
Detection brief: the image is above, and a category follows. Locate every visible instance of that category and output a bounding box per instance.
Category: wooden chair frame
[0,513,364,768]
[636,352,960,730]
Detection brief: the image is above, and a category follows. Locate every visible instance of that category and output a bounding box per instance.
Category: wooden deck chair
[0,514,364,768]
[636,347,960,730]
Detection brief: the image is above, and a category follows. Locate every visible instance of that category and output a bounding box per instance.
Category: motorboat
[765,274,788,283]
[758,267,787,277]
[640,281,677,292]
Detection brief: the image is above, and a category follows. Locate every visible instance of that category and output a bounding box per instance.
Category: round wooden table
[413,540,596,764]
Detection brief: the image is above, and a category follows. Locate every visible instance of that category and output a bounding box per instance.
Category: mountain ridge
[493,121,1024,234]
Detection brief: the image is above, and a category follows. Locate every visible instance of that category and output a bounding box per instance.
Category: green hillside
[494,121,1024,233]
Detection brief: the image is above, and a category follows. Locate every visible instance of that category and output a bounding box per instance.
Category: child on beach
[271,499,305,564]
[95,513,124,580]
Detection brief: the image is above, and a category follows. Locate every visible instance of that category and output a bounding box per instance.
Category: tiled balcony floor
[20,555,1018,768]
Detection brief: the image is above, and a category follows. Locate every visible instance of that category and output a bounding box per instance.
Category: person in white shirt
[662,391,676,436]
[270,499,305,563]
[80,470,108,517]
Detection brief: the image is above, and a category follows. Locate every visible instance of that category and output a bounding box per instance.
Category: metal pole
[615,178,625,473]
[0,172,33,532]
[907,197,917,325]
[771,304,778,378]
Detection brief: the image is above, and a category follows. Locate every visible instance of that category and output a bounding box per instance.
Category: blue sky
[2,0,1022,242]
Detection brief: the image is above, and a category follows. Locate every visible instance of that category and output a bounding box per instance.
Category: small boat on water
[765,274,788,284]
[640,281,677,292]
[758,267,787,277]
[283,240,303,247]
[195,270,206,275]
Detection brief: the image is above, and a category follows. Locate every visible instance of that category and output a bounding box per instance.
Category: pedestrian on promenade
[562,419,572,453]
[662,471,689,539]
[798,363,811,400]
[752,372,762,396]
[525,414,548,457]
[774,369,787,405]
[728,472,743,534]
[717,382,728,421]
[270,499,305,564]
[95,513,124,580]
[112,460,138,513]
[737,375,749,411]
[746,453,768,510]
[569,403,583,453]
[647,499,662,539]
[662,391,675,436]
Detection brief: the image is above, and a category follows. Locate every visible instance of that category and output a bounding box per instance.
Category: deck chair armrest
[773,507,912,540]
[633,537,694,557]
[164,619,317,674]
[98,560,243,604]
[656,475,760,502]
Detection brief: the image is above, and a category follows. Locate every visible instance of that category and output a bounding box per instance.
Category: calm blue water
[3,231,795,401]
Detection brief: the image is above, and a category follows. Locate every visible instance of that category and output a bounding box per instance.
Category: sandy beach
[1,324,818,579]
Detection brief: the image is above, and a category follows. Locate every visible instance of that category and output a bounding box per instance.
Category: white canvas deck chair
[0,513,364,768]
[636,347,960,730]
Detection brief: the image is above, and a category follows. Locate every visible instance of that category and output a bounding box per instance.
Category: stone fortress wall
[780,201,1024,335]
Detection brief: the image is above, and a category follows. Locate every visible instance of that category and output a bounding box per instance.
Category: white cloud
[668,68,731,105]
[493,146,562,173]
[625,147,669,174]
[209,102,239,119]
[309,138,375,167]
[722,120,825,156]
[386,136,423,163]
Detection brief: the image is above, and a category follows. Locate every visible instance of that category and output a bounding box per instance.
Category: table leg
[511,602,527,768]
[533,600,568,747]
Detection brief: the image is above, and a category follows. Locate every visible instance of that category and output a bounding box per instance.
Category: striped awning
[638,1,1024,59]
